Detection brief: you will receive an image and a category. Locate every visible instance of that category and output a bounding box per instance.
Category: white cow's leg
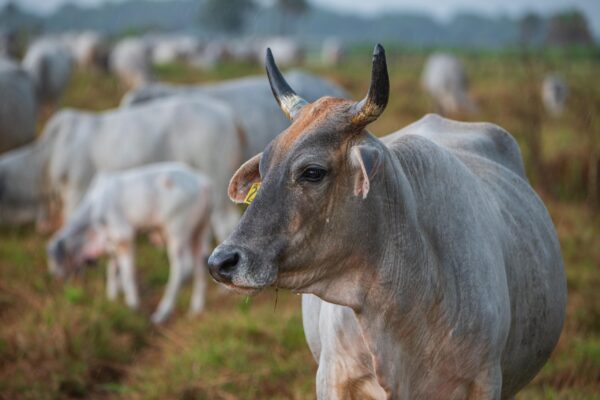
[190,230,209,316]
[116,242,139,310]
[211,203,240,244]
[151,240,193,324]
[106,256,120,301]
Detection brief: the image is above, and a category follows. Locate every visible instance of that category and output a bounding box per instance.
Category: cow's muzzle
[208,244,276,294]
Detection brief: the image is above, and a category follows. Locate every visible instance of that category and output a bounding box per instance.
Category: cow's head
[208,44,389,297]
[47,216,107,278]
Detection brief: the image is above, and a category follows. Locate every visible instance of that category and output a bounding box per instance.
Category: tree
[200,0,256,35]
[519,12,544,47]
[275,0,309,35]
[546,10,593,47]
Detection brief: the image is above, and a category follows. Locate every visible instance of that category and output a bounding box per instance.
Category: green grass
[1,53,599,399]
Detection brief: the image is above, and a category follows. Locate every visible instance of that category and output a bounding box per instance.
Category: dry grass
[1,50,599,399]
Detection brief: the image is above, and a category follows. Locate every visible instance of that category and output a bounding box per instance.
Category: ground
[0,48,599,399]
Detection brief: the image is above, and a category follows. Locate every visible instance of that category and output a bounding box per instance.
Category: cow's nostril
[208,248,241,284]
[221,252,240,273]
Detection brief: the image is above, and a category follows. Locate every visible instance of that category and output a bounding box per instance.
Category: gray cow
[208,46,566,399]
[0,57,37,154]
[120,70,347,160]
[23,39,74,105]
[0,96,242,242]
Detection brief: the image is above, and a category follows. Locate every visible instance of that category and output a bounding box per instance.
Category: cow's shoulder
[382,114,526,179]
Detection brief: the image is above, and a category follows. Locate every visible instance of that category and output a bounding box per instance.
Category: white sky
[6,0,600,34]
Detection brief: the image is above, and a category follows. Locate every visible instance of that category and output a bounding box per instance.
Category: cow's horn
[351,44,389,126]
[265,48,308,120]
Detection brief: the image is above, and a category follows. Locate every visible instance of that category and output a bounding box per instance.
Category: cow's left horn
[351,44,389,126]
[265,48,308,120]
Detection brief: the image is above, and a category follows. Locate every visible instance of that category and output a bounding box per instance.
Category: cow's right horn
[350,44,389,127]
[265,48,308,120]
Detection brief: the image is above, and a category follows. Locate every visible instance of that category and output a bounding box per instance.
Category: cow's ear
[229,153,262,204]
[350,144,383,199]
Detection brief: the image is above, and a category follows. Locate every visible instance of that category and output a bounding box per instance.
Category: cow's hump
[383,114,526,179]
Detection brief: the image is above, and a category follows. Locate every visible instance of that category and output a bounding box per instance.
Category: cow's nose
[208,245,241,284]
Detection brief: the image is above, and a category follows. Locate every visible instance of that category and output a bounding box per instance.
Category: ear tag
[243,182,261,205]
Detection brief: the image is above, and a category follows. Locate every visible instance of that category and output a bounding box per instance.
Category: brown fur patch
[277,97,352,152]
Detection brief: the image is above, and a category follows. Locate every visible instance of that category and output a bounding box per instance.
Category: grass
[1,51,599,399]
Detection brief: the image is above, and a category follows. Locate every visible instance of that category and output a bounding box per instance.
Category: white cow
[120,71,347,160]
[321,38,346,66]
[0,96,242,242]
[0,57,37,154]
[22,38,74,105]
[47,163,212,324]
[542,74,568,117]
[65,31,109,70]
[110,38,152,89]
[421,52,477,115]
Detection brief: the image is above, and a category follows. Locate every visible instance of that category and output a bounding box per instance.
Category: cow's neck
[335,142,459,397]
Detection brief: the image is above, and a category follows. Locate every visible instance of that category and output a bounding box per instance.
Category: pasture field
[1,50,599,399]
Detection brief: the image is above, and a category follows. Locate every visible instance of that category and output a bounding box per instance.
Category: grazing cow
[0,96,242,242]
[541,74,568,117]
[110,38,152,89]
[0,57,37,154]
[0,30,18,59]
[208,45,566,399]
[65,31,109,71]
[120,71,347,160]
[421,52,477,115]
[47,163,211,324]
[22,39,74,105]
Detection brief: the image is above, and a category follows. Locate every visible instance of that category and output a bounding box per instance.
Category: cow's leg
[116,241,139,310]
[106,256,120,301]
[467,364,502,400]
[190,225,210,316]
[151,239,194,324]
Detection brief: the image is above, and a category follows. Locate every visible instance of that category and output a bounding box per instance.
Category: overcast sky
[6,0,600,34]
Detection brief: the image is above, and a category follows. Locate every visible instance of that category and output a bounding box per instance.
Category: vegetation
[1,51,599,399]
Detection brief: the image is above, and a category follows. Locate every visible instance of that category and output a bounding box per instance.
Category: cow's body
[120,71,347,159]
[300,114,565,398]
[0,57,37,154]
[48,163,212,324]
[0,96,242,241]
[208,46,566,399]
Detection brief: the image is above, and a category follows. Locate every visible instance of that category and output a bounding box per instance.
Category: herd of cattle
[0,33,568,398]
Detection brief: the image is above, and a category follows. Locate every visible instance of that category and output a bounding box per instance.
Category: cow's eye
[299,166,327,183]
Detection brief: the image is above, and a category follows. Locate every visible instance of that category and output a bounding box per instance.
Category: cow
[541,74,568,117]
[321,38,346,66]
[0,96,242,243]
[110,38,152,89]
[0,57,37,154]
[47,163,211,324]
[64,31,110,71]
[421,52,477,116]
[120,71,347,160]
[22,38,74,106]
[207,45,567,399]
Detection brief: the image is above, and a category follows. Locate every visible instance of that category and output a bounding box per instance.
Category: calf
[47,163,212,324]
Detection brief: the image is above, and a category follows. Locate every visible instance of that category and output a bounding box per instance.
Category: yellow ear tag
[243,182,261,205]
